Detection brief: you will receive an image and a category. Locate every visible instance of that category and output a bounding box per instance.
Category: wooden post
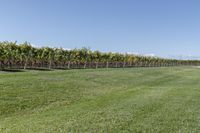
[106,61,109,68]
[49,60,52,69]
[123,61,125,68]
[96,62,98,69]
[68,61,70,69]
[84,61,87,69]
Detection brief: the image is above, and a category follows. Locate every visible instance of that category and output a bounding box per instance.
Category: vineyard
[1,41,200,132]
[0,41,200,70]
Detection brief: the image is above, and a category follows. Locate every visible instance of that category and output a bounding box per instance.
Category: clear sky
[0,0,200,58]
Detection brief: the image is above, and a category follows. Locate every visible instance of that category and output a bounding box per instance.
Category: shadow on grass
[54,68,70,70]
[0,68,54,72]
[26,68,53,71]
[0,69,25,72]
[0,67,93,72]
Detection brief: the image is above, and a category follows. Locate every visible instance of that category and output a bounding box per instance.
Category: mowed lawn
[1,67,200,132]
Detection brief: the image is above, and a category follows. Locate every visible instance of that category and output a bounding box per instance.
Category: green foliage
[0,41,200,69]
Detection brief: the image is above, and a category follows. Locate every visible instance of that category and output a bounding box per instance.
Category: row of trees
[0,41,200,70]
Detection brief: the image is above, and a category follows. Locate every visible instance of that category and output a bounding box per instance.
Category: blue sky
[0,0,200,58]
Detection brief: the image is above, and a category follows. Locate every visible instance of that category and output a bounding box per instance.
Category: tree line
[0,41,199,70]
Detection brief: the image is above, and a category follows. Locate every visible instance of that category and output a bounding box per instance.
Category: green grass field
[1,67,200,132]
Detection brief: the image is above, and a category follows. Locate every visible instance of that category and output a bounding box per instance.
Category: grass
[1,67,200,132]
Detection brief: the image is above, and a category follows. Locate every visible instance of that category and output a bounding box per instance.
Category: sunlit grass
[1,67,200,132]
